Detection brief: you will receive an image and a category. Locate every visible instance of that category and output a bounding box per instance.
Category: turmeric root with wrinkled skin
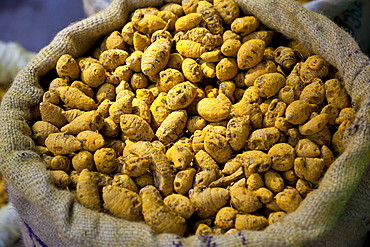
[246,173,264,191]
[56,54,80,81]
[56,86,97,111]
[226,116,250,151]
[294,157,325,183]
[174,167,196,194]
[200,50,223,63]
[230,186,262,213]
[156,110,188,146]
[141,39,172,76]
[120,114,155,141]
[149,92,172,129]
[200,60,216,79]
[62,109,85,123]
[104,30,126,50]
[209,167,244,188]
[324,78,350,109]
[155,11,177,33]
[182,58,203,83]
[231,16,260,36]
[110,65,133,85]
[166,81,197,110]
[158,68,185,92]
[248,127,281,150]
[121,22,135,45]
[90,171,113,188]
[175,13,203,32]
[224,150,271,176]
[295,179,314,198]
[45,132,82,155]
[223,30,241,42]
[263,170,284,193]
[166,142,194,170]
[197,95,231,122]
[237,39,265,70]
[96,83,115,104]
[176,40,206,58]
[76,169,102,211]
[193,150,222,187]
[189,186,230,218]
[235,214,269,231]
[268,211,287,224]
[71,80,95,99]
[163,193,195,219]
[61,110,104,135]
[109,92,134,123]
[196,1,224,35]
[140,185,187,236]
[39,102,68,129]
[32,121,60,146]
[50,170,71,188]
[100,117,120,138]
[216,57,238,81]
[148,147,175,196]
[50,155,71,172]
[80,62,106,88]
[112,174,138,193]
[42,91,60,105]
[268,143,295,171]
[263,99,287,128]
[118,155,150,178]
[254,73,286,99]
[99,49,129,72]
[161,2,184,17]
[285,100,314,125]
[214,0,239,25]
[102,185,142,221]
[76,130,105,152]
[274,46,297,70]
[299,78,326,106]
[132,10,167,35]
[195,223,214,235]
[130,72,148,90]
[214,207,238,230]
[204,125,233,163]
[72,150,94,172]
[295,138,320,158]
[94,148,117,174]
[132,98,151,124]
[299,55,329,84]
[275,187,303,213]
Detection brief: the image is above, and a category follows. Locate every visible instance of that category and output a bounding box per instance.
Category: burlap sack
[1,0,370,246]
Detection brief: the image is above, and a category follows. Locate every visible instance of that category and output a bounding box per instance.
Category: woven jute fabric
[1,0,370,246]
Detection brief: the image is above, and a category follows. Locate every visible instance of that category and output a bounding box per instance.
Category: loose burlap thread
[1,0,370,246]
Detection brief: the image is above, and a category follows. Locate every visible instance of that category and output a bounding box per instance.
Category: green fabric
[1,0,370,246]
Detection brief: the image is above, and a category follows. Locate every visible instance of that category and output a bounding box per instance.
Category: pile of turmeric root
[0,174,7,208]
[0,85,8,208]
[31,0,355,236]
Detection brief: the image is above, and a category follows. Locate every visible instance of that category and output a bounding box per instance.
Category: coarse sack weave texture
[0,0,370,246]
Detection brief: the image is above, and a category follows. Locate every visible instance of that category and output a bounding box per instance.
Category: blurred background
[0,0,86,53]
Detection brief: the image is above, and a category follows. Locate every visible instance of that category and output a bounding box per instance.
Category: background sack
[303,0,370,54]
[1,0,370,246]
[0,41,36,85]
